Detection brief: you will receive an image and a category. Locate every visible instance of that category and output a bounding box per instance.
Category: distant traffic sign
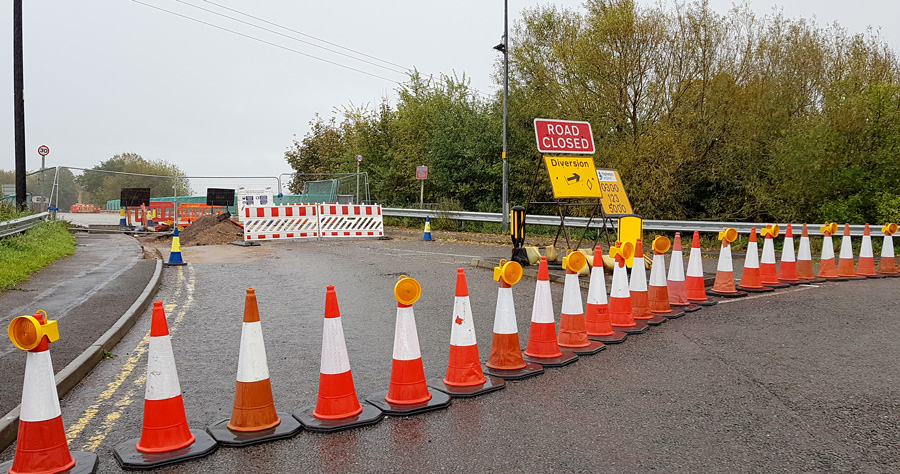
[534,119,595,155]
[356,154,363,163]
[596,168,633,216]
[416,166,428,180]
[542,156,602,199]
[37,145,49,156]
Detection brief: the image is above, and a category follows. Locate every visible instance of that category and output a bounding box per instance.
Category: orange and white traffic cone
[295,286,384,431]
[366,276,451,416]
[759,225,789,288]
[484,260,544,380]
[647,236,685,319]
[777,224,803,285]
[667,233,701,313]
[796,224,823,282]
[2,311,98,474]
[630,239,667,326]
[523,257,579,367]
[817,222,844,280]
[608,242,649,334]
[686,231,717,306]
[586,245,628,344]
[879,223,899,277]
[737,227,773,293]
[208,289,302,445]
[837,223,866,280]
[556,251,605,355]
[707,228,747,298]
[429,269,506,397]
[114,301,217,469]
[856,224,880,278]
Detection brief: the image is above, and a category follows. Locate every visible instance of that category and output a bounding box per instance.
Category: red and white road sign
[416,166,428,180]
[533,118,595,154]
[356,154,363,163]
[37,145,50,156]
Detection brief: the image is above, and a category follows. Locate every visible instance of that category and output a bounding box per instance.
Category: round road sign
[37,145,50,156]
[356,154,363,163]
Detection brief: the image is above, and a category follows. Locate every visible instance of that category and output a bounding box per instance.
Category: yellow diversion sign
[596,168,633,216]
[543,156,602,199]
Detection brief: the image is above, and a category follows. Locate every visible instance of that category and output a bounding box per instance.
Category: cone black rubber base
[799,278,826,283]
[672,303,702,313]
[207,412,302,447]
[428,375,506,398]
[587,330,628,344]
[880,272,900,278]
[523,350,579,368]
[820,276,848,282]
[760,281,790,288]
[652,309,686,319]
[612,320,650,334]
[0,451,99,474]
[863,274,886,279]
[781,280,806,286]
[689,299,718,306]
[483,362,544,380]
[114,429,218,470]
[838,275,867,280]
[562,340,605,356]
[635,314,667,326]
[164,261,187,267]
[365,388,451,417]
[706,289,747,298]
[736,285,774,293]
[292,403,384,433]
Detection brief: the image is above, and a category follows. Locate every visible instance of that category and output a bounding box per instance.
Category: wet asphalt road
[3,235,900,472]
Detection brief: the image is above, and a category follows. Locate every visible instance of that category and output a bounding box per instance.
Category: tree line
[285,0,900,224]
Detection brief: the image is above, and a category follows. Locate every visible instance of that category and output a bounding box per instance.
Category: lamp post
[494,0,510,233]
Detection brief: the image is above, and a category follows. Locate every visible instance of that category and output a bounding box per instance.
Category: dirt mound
[179,213,243,246]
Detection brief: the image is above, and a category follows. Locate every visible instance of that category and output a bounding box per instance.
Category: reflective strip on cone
[236,322,270,383]
[20,350,62,422]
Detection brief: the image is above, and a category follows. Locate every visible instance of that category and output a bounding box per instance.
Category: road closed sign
[596,168,633,216]
[534,118,595,154]
[543,156,602,199]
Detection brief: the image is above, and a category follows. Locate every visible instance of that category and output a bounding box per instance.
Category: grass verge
[0,220,76,290]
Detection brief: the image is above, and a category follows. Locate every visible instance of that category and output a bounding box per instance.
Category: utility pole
[13,0,27,210]
[494,0,510,233]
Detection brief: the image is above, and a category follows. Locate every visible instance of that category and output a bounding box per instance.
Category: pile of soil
[178,212,243,246]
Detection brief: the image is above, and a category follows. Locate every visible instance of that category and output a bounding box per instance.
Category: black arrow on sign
[566,173,581,184]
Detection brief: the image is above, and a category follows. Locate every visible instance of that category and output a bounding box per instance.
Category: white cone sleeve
[20,350,62,422]
[745,241,760,268]
[146,335,182,401]
[561,273,583,315]
[649,254,667,287]
[761,238,777,264]
[667,250,685,282]
[393,306,422,361]
[839,235,854,259]
[821,235,835,260]
[587,267,609,305]
[531,280,555,324]
[883,235,895,258]
[629,261,648,292]
[236,321,270,383]
[687,247,704,277]
[782,237,796,262]
[449,295,477,347]
[493,286,518,335]
[798,236,812,261]
[860,235,874,258]
[320,317,352,375]
[717,243,734,272]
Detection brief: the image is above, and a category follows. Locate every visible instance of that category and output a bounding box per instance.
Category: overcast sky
[1,0,898,183]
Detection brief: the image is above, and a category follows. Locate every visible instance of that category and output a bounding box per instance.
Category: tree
[76,153,192,206]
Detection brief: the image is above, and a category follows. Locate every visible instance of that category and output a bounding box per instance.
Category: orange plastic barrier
[178,203,224,225]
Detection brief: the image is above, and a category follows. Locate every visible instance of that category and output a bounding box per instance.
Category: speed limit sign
[356,154,363,163]
[37,145,49,156]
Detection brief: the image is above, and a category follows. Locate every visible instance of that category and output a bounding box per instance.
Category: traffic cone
[777,224,803,284]
[1,311,99,474]
[737,227,773,293]
[422,216,434,241]
[667,233,701,312]
[817,223,845,281]
[208,289,302,445]
[796,224,824,282]
[484,260,544,380]
[165,227,187,267]
[759,225,788,288]
[629,239,668,325]
[523,257,579,367]
[856,224,880,278]
[294,286,384,431]
[879,223,899,277]
[647,236,684,319]
[114,301,217,469]
[707,228,747,298]
[429,269,506,397]
[608,243,649,334]
[586,245,627,344]
[366,276,451,416]
[556,252,606,355]
[686,231,717,306]
[837,223,866,280]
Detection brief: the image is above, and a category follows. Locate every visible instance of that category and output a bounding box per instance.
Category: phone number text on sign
[596,169,633,216]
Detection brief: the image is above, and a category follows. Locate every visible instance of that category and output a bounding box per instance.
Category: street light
[495,0,510,234]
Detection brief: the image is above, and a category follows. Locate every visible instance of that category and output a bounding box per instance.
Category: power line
[201,0,409,71]
[131,0,404,84]
[175,0,408,75]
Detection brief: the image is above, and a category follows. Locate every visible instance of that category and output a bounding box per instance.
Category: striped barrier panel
[318,204,384,238]
[243,205,319,240]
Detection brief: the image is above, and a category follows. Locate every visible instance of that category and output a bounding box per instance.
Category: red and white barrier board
[243,205,319,240]
[318,204,384,238]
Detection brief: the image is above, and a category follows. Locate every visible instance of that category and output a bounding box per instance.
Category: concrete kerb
[0,259,163,453]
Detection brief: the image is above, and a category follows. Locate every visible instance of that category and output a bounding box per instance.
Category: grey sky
[1,1,898,181]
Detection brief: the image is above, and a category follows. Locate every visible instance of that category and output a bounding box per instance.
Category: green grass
[0,201,30,221]
[0,220,76,290]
